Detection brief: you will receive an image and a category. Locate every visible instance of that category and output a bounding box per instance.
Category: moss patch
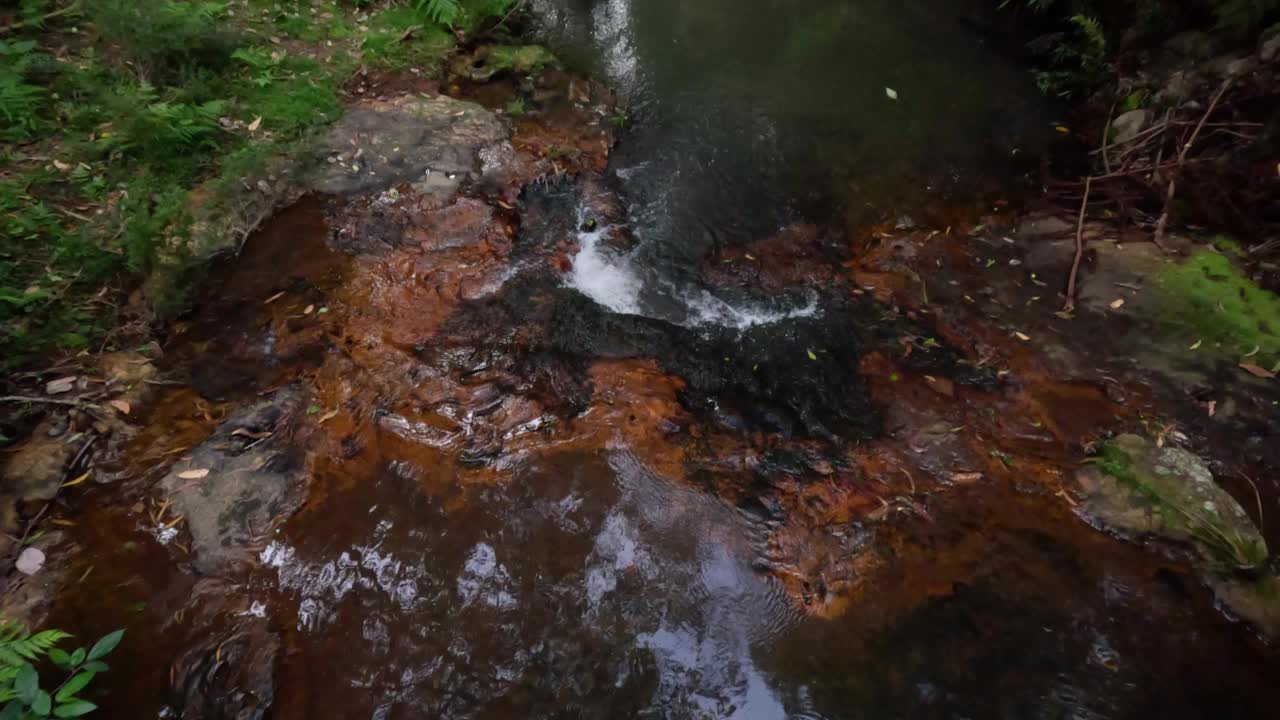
[1154,251,1280,364]
[486,44,557,73]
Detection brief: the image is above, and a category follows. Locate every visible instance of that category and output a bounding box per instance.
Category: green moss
[1210,235,1245,257]
[1155,251,1280,363]
[485,44,557,73]
[361,7,456,71]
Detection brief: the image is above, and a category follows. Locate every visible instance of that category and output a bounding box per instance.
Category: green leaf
[54,701,97,718]
[79,662,108,674]
[87,630,123,662]
[0,701,22,720]
[32,690,51,716]
[47,649,71,670]
[15,664,37,704]
[806,349,817,361]
[68,649,85,667]
[55,673,94,703]
[28,631,71,650]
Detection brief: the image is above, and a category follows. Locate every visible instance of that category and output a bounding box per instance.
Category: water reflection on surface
[262,449,813,718]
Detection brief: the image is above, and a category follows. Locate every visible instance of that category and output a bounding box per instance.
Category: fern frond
[27,630,71,650]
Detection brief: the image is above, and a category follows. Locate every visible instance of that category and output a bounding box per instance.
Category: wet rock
[159,388,308,572]
[170,580,280,720]
[310,94,507,197]
[1111,109,1152,144]
[1074,434,1278,636]
[1075,434,1266,569]
[1205,574,1280,639]
[0,427,73,553]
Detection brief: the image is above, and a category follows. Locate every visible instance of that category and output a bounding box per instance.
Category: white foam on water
[681,287,819,329]
[566,222,645,315]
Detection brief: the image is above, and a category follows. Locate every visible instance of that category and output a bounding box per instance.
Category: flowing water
[533,0,1050,325]
[36,1,1280,718]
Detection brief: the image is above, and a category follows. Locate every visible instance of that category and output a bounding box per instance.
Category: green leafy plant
[415,0,462,26]
[0,40,47,141]
[0,620,124,718]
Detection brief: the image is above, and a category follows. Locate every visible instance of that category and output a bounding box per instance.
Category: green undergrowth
[1097,440,1268,571]
[1154,251,1280,366]
[0,0,517,373]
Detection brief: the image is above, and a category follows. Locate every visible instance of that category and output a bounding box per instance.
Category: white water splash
[681,287,819,329]
[566,222,644,315]
[564,208,821,329]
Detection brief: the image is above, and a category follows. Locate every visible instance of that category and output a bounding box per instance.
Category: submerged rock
[159,388,308,572]
[169,580,281,720]
[310,94,507,197]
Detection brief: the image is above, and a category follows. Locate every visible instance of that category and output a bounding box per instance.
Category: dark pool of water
[532,0,1052,323]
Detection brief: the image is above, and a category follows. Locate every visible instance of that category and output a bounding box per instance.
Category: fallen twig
[0,395,99,409]
[1063,176,1092,314]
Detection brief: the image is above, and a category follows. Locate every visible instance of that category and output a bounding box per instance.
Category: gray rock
[160,388,307,572]
[310,95,508,198]
[1111,109,1152,144]
[1259,22,1280,62]
[1075,434,1279,636]
[1076,434,1265,566]
[1016,214,1074,239]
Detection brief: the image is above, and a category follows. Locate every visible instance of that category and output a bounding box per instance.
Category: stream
[32,1,1280,718]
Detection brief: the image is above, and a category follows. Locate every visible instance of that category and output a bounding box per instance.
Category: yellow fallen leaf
[1055,125,1070,134]
[303,304,315,315]
[62,471,91,487]
[1189,339,1202,350]
[806,349,818,360]
[1014,331,1031,341]
[263,290,286,304]
[319,409,339,423]
[109,399,132,415]
[1109,298,1125,310]
[177,468,210,480]
[247,115,262,132]
[50,519,76,527]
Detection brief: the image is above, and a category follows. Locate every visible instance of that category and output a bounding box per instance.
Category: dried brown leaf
[231,428,274,440]
[109,399,132,415]
[1239,363,1276,379]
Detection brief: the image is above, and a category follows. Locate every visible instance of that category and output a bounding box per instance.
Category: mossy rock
[1076,434,1279,636]
[455,44,558,82]
[1154,250,1280,365]
[1075,434,1266,571]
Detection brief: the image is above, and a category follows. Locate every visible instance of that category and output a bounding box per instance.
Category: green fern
[0,619,123,718]
[416,0,461,26]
